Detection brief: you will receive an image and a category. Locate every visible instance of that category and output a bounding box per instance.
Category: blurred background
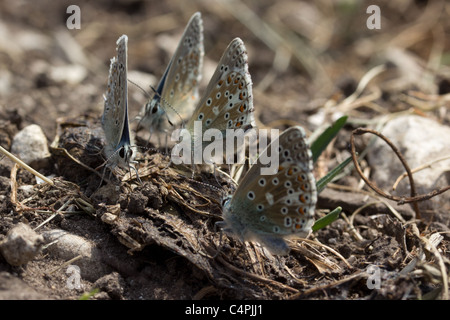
[0,0,448,140]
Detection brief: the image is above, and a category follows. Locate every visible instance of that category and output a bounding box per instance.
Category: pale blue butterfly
[172,37,255,166]
[218,126,317,255]
[137,12,204,138]
[101,35,139,180]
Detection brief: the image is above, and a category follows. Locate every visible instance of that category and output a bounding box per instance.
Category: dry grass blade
[1,145,53,185]
[293,238,351,270]
[47,254,83,275]
[339,64,387,110]
[328,183,408,223]
[411,224,448,300]
[217,256,299,294]
[289,271,366,299]
[9,164,56,214]
[393,154,450,190]
[192,286,218,300]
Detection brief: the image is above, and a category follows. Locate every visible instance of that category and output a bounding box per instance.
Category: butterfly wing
[222,126,317,254]
[186,37,255,139]
[161,12,203,119]
[102,35,134,168]
[102,35,128,150]
[140,12,204,130]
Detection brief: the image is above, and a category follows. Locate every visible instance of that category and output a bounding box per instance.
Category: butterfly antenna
[185,175,227,198]
[128,78,152,100]
[127,78,151,129]
[149,85,186,130]
[135,144,166,156]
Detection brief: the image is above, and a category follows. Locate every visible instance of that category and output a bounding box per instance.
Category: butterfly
[172,37,255,166]
[101,34,139,181]
[137,12,204,138]
[217,126,317,255]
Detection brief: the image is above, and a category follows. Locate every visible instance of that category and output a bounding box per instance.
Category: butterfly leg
[129,162,142,184]
[98,165,108,189]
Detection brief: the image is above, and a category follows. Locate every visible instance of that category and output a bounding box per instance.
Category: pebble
[18,185,35,198]
[367,115,450,212]
[10,124,50,169]
[49,64,87,85]
[42,229,111,282]
[0,223,44,266]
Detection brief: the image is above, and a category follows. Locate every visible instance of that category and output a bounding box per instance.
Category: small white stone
[42,229,110,282]
[367,115,450,212]
[11,124,50,169]
[49,64,87,85]
[0,223,44,266]
[18,185,34,198]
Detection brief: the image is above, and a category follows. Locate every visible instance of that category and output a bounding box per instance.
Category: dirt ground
[0,0,449,300]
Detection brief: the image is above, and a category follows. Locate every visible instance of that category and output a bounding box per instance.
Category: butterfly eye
[119,147,125,159]
[151,105,158,114]
[221,197,229,206]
